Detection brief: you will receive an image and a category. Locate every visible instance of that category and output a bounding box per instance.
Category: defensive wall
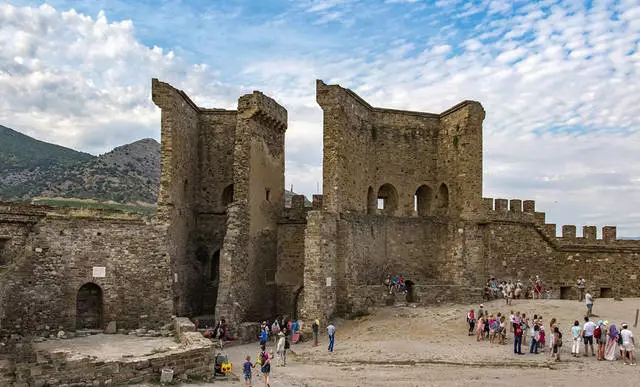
[0,202,172,344]
[298,81,640,326]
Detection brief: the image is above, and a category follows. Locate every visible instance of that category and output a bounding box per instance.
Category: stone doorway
[600,287,613,298]
[405,280,416,303]
[76,283,103,330]
[560,286,572,300]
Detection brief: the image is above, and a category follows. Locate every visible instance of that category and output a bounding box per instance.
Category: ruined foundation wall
[0,209,171,338]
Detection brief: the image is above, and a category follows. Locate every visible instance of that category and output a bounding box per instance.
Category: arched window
[414,185,433,216]
[366,186,376,214]
[377,183,398,215]
[222,184,234,207]
[437,183,449,212]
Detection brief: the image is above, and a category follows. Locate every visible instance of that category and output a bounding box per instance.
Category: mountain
[0,124,160,204]
[0,125,311,207]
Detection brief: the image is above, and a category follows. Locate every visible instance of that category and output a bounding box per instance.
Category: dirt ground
[132,298,640,385]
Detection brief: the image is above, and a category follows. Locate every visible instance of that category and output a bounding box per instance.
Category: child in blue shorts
[243,355,255,386]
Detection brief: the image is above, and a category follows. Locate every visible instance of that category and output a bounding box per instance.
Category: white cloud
[1,1,640,236]
[0,3,238,153]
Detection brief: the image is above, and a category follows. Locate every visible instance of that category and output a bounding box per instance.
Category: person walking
[548,318,557,358]
[583,316,596,357]
[585,291,594,317]
[258,344,271,387]
[327,322,336,352]
[571,320,582,357]
[620,323,636,365]
[596,320,606,360]
[312,319,320,346]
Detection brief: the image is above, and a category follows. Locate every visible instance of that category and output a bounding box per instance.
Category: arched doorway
[76,283,103,330]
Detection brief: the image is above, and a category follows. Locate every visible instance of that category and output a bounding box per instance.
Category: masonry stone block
[494,199,508,212]
[583,226,597,240]
[603,226,617,243]
[562,225,576,238]
[523,200,536,213]
[509,199,522,212]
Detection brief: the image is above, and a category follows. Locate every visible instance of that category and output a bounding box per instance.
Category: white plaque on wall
[326,277,332,287]
[92,266,106,278]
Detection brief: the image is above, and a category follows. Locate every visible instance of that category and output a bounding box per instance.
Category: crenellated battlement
[480,197,540,224]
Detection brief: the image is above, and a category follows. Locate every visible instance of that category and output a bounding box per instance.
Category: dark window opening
[265,269,276,284]
[222,184,234,207]
[560,286,572,300]
[265,188,271,202]
[0,238,8,267]
[600,287,613,298]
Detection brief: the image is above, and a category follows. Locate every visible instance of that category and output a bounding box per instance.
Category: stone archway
[222,184,234,207]
[76,283,103,330]
[377,183,399,215]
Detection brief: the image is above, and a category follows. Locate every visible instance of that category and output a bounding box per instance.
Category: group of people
[383,274,408,295]
[466,303,635,364]
[570,318,636,364]
[243,319,336,386]
[484,276,555,302]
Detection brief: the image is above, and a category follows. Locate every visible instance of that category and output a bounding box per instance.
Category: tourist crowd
[466,303,636,365]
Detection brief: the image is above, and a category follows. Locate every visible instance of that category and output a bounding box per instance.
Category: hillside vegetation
[1,124,310,209]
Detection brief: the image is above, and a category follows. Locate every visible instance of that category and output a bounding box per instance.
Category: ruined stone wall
[216,91,287,323]
[316,80,485,217]
[276,197,309,318]
[0,208,172,338]
[437,102,485,217]
[299,211,338,325]
[476,198,640,298]
[333,214,465,315]
[152,79,201,317]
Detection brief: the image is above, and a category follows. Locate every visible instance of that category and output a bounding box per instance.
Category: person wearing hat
[620,323,636,365]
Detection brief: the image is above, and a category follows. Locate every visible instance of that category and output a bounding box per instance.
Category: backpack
[594,326,601,340]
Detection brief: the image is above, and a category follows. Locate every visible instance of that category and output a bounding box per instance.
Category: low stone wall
[11,344,213,386]
[350,285,484,314]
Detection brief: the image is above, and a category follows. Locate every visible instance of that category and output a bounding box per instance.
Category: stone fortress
[2,78,640,347]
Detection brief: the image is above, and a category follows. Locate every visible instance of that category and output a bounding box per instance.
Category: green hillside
[0,124,94,172]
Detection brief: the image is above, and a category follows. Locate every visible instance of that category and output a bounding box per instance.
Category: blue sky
[1,0,640,235]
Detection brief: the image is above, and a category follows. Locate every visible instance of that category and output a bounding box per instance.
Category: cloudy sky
[1,0,639,236]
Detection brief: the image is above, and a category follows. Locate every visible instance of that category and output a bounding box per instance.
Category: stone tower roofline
[316,79,484,120]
